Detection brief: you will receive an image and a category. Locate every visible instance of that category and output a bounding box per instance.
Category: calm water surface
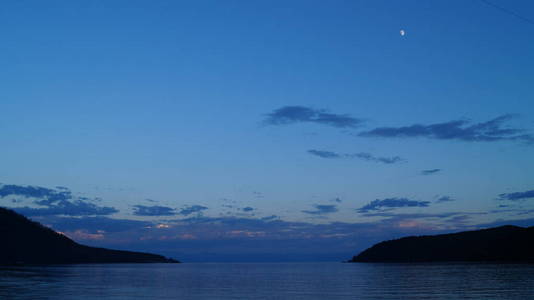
[1,263,533,299]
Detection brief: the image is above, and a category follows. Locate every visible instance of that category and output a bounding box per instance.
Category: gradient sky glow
[1,0,534,262]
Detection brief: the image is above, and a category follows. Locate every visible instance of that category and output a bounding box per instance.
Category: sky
[1,0,534,262]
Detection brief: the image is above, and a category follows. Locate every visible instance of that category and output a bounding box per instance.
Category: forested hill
[350,225,534,263]
[0,207,179,265]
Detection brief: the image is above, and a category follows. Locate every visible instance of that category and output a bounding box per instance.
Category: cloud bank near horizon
[2,182,533,261]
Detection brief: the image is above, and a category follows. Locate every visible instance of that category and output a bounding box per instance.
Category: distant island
[0,207,179,265]
[350,225,534,263]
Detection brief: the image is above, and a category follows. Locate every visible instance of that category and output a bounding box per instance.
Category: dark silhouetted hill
[0,207,179,265]
[350,225,534,263]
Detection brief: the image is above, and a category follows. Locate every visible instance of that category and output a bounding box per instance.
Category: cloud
[78,214,472,262]
[14,202,118,216]
[307,149,403,164]
[357,197,431,213]
[1,184,118,216]
[0,184,71,202]
[499,189,534,201]
[21,205,534,262]
[264,106,362,128]
[307,150,341,159]
[261,215,279,221]
[421,169,442,175]
[219,205,257,218]
[302,204,338,215]
[360,211,459,219]
[348,152,403,164]
[436,196,454,203]
[359,115,534,143]
[38,216,151,233]
[356,211,492,231]
[133,205,177,216]
[179,205,208,216]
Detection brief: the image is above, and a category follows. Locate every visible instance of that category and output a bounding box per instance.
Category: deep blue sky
[1,0,533,262]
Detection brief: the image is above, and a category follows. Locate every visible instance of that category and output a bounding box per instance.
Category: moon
[400,29,406,36]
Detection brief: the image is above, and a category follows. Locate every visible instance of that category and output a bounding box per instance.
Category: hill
[350,225,534,263]
[0,207,179,265]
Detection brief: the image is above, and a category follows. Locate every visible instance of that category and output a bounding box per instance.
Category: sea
[1,263,533,299]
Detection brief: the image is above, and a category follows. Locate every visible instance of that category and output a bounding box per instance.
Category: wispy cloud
[133,205,177,216]
[357,197,431,213]
[264,106,362,128]
[307,149,403,164]
[359,115,534,143]
[421,169,442,175]
[13,202,118,217]
[0,184,117,216]
[436,196,454,203]
[179,205,208,216]
[348,152,404,164]
[499,189,534,201]
[302,204,338,215]
[41,216,151,233]
[307,150,341,159]
[0,184,71,202]
[360,211,459,219]
[261,215,279,221]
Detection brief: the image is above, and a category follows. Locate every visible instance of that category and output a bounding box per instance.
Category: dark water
[1,263,533,299]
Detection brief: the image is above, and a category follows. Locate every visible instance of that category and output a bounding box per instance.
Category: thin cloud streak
[421,169,442,175]
[264,106,363,128]
[436,196,455,203]
[179,205,208,216]
[133,205,177,216]
[307,149,403,164]
[302,204,338,215]
[359,115,534,143]
[357,198,431,213]
[499,190,534,201]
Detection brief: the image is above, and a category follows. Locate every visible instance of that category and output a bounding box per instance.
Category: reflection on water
[1,263,534,299]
